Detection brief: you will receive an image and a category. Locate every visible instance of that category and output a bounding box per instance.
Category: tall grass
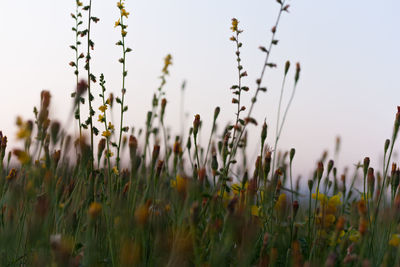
[1,1,400,266]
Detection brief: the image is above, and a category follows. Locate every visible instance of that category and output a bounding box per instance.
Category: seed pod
[363,157,370,176]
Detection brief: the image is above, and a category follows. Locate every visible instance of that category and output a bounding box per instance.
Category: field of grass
[1,0,400,266]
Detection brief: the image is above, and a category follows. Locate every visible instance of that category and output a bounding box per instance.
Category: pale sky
[1,1,400,177]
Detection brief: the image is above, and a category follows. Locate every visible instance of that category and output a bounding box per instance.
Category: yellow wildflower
[232,182,248,195]
[328,193,342,207]
[389,234,400,247]
[117,1,124,9]
[171,175,188,194]
[165,204,171,212]
[108,122,115,131]
[88,202,102,219]
[121,29,127,37]
[324,214,336,228]
[13,149,30,164]
[326,192,342,213]
[112,166,119,175]
[349,230,361,243]
[99,105,107,112]
[115,19,120,28]
[6,168,17,181]
[121,9,130,18]
[329,230,345,246]
[106,149,114,158]
[312,191,328,205]
[275,194,286,213]
[16,126,31,140]
[16,116,23,126]
[77,0,83,6]
[98,114,105,122]
[102,130,111,138]
[251,205,260,216]
[162,54,173,74]
[230,18,239,32]
[135,201,150,225]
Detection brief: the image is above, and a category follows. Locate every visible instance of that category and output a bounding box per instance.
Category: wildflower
[112,166,119,175]
[16,124,31,140]
[329,230,345,246]
[121,9,130,18]
[231,183,244,195]
[108,122,115,131]
[121,29,127,37]
[13,149,30,164]
[102,130,111,138]
[389,234,400,247]
[312,191,328,205]
[251,205,260,216]
[99,105,107,112]
[77,0,83,6]
[165,204,171,212]
[117,1,124,9]
[115,19,120,28]
[134,201,150,225]
[162,54,172,74]
[349,230,361,243]
[171,175,188,194]
[88,202,102,219]
[274,193,287,211]
[231,18,239,32]
[98,114,105,122]
[6,168,17,181]
[106,149,114,158]
[326,192,342,213]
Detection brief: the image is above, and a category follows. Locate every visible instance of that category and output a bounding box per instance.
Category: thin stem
[86,0,94,170]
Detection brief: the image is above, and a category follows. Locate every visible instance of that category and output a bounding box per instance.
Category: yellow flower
[312,191,328,205]
[16,126,31,140]
[171,175,188,194]
[274,193,287,211]
[16,116,23,126]
[121,29,127,37]
[99,105,108,112]
[77,1,83,7]
[326,192,342,213]
[106,149,114,158]
[349,230,361,243]
[88,202,102,219]
[135,202,150,226]
[162,54,173,74]
[115,19,121,28]
[98,114,105,122]
[328,193,342,207]
[6,168,17,181]
[329,230,345,246]
[117,1,124,9]
[389,234,400,247]
[13,149,30,164]
[102,130,111,138]
[251,205,260,216]
[165,204,171,212]
[108,122,115,131]
[324,214,336,227]
[112,166,119,175]
[121,9,130,18]
[230,18,239,32]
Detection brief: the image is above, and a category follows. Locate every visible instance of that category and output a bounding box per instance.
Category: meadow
[1,0,400,266]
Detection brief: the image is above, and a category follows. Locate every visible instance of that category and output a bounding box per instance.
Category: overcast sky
[1,0,400,176]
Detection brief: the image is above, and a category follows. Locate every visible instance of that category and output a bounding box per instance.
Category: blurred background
[1,0,399,177]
